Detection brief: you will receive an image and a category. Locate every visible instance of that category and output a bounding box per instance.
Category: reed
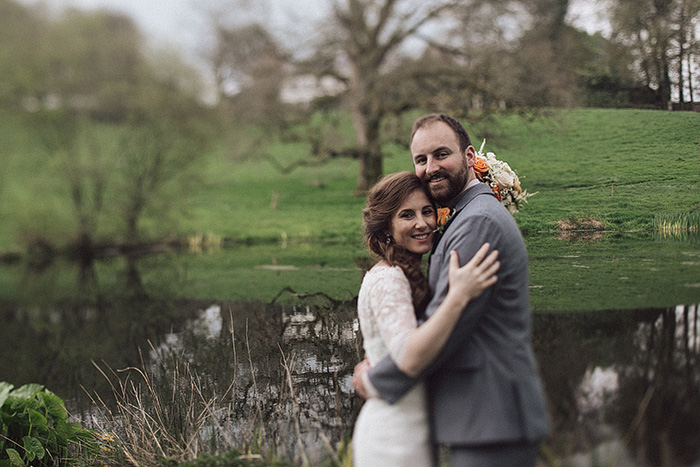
[82,310,348,466]
[653,210,700,233]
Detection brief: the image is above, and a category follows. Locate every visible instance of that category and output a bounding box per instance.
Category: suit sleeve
[367,213,498,403]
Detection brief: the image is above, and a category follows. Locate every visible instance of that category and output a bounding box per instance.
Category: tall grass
[653,210,700,233]
[84,313,349,467]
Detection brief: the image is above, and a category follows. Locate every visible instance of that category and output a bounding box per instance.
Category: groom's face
[410,122,474,206]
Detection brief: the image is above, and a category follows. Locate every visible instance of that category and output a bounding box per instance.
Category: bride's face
[390,189,437,256]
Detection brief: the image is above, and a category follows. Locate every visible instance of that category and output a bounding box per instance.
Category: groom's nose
[425,157,438,176]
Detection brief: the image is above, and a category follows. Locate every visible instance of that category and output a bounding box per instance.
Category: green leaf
[23,436,45,461]
[27,409,47,429]
[41,394,66,421]
[5,448,22,467]
[9,384,43,400]
[0,383,13,408]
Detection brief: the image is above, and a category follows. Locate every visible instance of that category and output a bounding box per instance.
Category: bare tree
[311,0,460,194]
[210,22,287,123]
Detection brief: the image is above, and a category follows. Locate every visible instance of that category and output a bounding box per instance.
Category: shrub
[0,382,97,466]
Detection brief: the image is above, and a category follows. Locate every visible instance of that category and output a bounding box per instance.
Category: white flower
[495,171,515,188]
[474,139,536,214]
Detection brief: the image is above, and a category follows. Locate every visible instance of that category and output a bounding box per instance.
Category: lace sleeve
[368,266,418,364]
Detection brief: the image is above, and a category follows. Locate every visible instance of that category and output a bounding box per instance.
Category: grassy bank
[179,108,700,243]
[1,108,699,251]
[1,108,699,309]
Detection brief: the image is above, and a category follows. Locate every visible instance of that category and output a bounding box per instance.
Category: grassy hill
[178,108,700,244]
[1,108,699,309]
[1,108,699,252]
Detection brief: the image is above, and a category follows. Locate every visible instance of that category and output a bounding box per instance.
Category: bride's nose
[415,216,429,229]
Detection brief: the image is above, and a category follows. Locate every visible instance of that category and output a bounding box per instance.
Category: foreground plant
[0,382,99,466]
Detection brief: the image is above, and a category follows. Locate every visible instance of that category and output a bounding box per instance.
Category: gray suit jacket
[367,182,550,445]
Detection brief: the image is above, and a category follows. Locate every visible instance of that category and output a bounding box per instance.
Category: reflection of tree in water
[533,310,641,458]
[614,305,700,466]
[0,256,197,413]
[147,296,361,463]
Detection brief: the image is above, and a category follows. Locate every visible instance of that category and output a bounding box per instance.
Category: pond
[1,232,699,466]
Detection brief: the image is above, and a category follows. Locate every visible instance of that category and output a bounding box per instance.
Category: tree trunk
[678,7,686,103]
[352,108,383,195]
[687,52,695,103]
[355,148,384,195]
[349,76,384,194]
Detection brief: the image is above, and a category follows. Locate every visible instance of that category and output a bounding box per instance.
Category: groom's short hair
[410,114,472,153]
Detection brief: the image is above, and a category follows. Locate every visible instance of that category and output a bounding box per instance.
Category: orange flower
[437,208,451,226]
[491,184,502,201]
[473,157,489,180]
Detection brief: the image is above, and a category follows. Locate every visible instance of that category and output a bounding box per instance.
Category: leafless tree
[311,0,462,194]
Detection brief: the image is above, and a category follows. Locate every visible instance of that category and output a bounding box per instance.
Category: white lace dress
[352,263,433,467]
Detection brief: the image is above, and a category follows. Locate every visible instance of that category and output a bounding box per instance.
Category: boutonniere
[435,207,455,234]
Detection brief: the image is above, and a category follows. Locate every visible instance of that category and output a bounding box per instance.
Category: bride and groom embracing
[351,114,550,467]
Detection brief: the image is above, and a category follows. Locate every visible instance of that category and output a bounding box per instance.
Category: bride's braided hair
[362,172,433,318]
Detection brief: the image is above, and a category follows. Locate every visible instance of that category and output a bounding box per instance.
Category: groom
[353,113,549,466]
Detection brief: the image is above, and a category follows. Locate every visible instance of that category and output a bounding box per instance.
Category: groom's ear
[464,146,476,167]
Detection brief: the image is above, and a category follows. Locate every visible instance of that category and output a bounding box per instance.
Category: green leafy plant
[0,382,96,466]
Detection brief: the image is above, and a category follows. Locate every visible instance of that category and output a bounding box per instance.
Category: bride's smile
[390,189,437,256]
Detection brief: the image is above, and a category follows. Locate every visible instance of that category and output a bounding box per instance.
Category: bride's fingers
[448,250,461,273]
[477,259,500,277]
[482,274,498,288]
[481,250,499,268]
[471,250,499,274]
[474,261,500,289]
[482,262,500,281]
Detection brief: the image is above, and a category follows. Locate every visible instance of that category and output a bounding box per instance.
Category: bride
[352,171,499,466]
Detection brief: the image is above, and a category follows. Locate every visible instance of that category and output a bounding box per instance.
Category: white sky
[19,0,608,60]
[16,0,609,102]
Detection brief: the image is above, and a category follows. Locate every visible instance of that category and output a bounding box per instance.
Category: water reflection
[127,302,700,465]
[140,298,361,463]
[535,305,700,466]
[1,255,699,465]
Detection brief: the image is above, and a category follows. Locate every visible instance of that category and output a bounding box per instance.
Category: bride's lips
[412,232,432,243]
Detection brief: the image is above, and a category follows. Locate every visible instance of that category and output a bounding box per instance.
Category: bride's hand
[447,243,500,304]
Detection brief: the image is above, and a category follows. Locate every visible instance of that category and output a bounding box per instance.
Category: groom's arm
[362,351,417,403]
[365,214,497,403]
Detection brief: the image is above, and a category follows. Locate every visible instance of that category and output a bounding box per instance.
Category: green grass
[1,108,699,249]
[180,108,700,242]
[1,108,699,310]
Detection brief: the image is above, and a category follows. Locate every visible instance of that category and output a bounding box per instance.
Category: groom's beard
[426,161,469,206]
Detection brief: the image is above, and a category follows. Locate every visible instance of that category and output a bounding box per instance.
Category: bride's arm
[398,243,499,377]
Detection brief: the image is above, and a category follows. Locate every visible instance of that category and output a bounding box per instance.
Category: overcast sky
[19,0,609,60]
